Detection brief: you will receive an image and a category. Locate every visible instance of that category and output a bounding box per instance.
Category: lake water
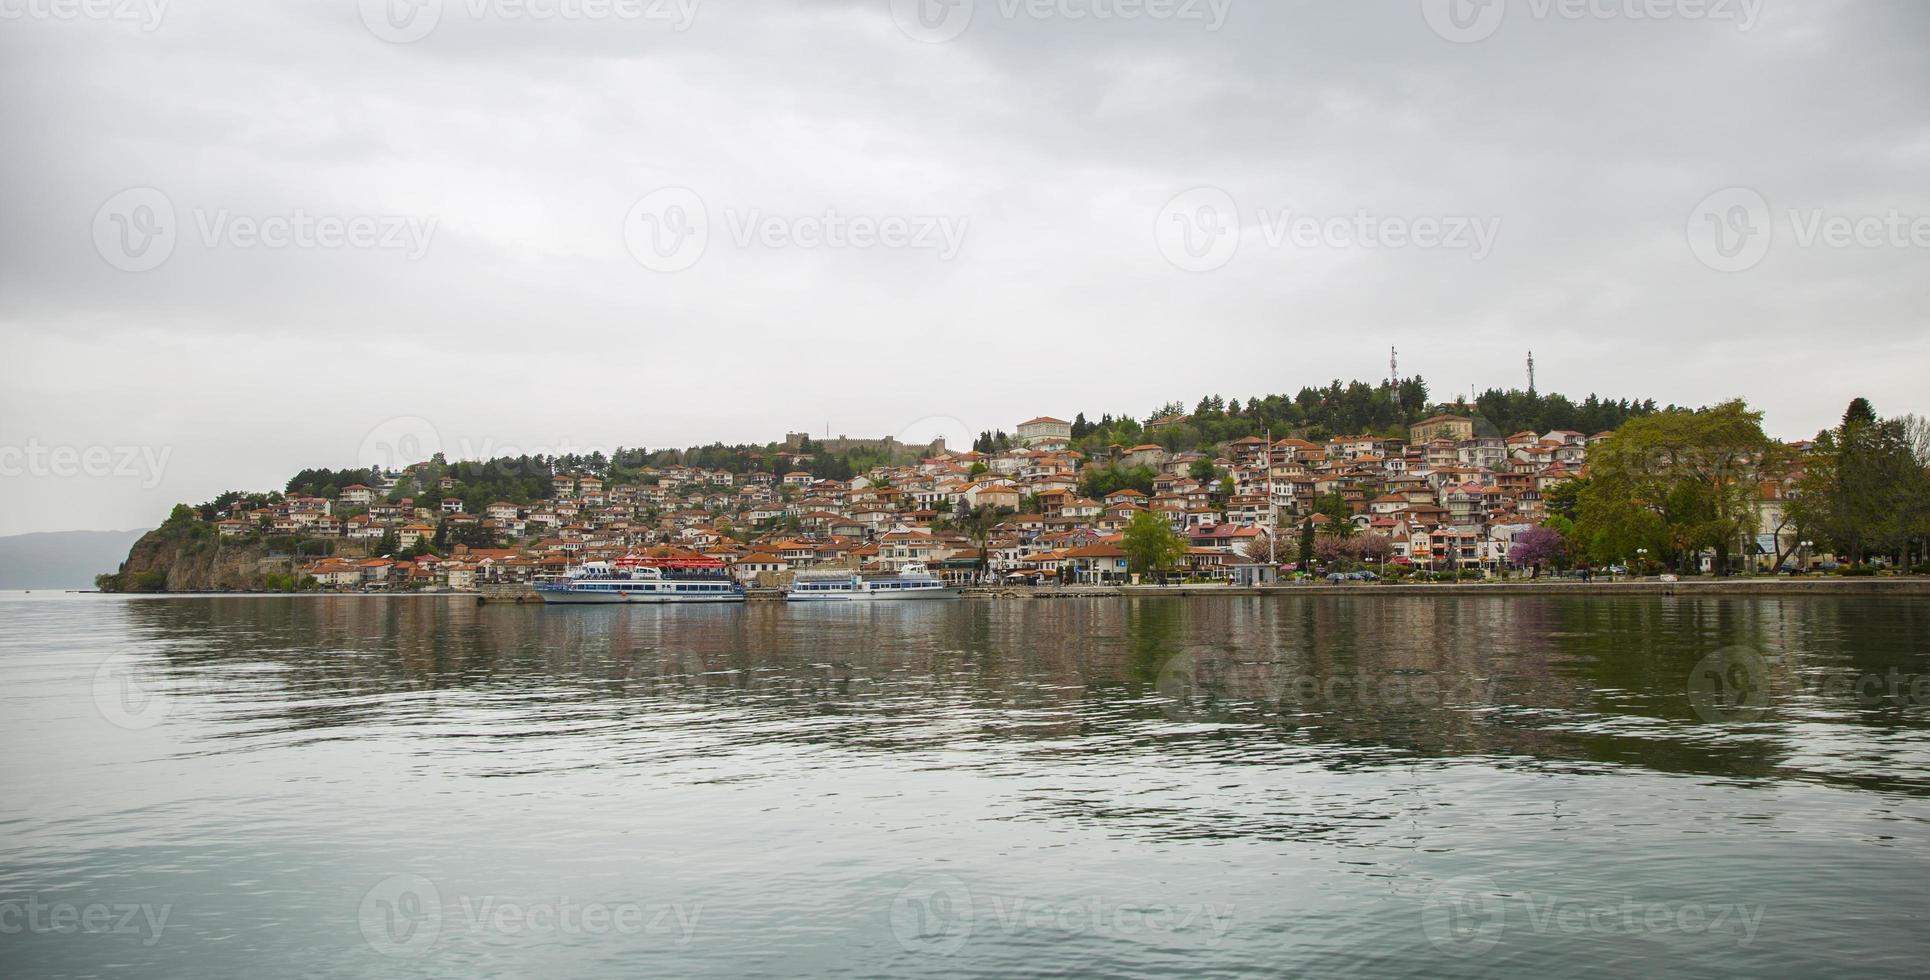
[3,591,1928,978]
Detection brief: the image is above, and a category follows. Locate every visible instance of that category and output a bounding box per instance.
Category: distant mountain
[0,529,148,590]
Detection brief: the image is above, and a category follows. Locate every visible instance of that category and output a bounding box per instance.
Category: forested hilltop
[258,378,1667,502]
[971,378,1665,455]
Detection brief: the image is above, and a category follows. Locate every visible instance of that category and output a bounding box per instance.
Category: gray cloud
[1,0,1925,533]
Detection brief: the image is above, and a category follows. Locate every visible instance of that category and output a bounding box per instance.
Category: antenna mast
[1265,426,1276,567]
[1390,346,1400,411]
[1527,350,1536,394]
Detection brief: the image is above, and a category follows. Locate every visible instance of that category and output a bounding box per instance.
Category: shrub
[1838,565,1877,577]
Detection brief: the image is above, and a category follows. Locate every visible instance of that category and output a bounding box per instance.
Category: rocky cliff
[99,524,369,593]
[99,526,266,592]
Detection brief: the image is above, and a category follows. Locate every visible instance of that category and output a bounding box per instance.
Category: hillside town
[170,408,1829,593]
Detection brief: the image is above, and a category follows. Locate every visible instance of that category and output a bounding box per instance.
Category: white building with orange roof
[1016,416,1073,448]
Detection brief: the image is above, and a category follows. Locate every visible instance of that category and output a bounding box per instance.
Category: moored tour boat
[786,562,960,602]
[536,556,745,604]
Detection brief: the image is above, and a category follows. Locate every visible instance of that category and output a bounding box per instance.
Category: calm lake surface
[3,591,1928,977]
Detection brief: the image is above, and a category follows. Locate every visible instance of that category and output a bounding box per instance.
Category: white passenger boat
[536,557,745,604]
[786,562,960,602]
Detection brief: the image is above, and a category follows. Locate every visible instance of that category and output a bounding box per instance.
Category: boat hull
[785,587,961,602]
[536,587,745,605]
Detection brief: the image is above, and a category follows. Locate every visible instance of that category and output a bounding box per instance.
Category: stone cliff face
[105,529,272,592]
[103,527,372,592]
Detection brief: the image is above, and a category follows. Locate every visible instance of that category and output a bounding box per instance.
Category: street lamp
[1801,540,1813,572]
[1636,547,1649,576]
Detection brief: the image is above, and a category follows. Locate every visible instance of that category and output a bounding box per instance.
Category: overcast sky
[1,0,1925,535]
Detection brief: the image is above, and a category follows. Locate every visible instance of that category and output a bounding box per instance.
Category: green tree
[1122,510,1187,580]
[1789,400,1930,564]
[1313,491,1355,538]
[1543,478,1587,522]
[1575,400,1779,573]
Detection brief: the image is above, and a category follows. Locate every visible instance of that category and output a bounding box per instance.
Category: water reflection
[111,594,1930,797]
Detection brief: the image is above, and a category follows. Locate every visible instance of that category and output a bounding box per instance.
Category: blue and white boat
[786,562,960,602]
[536,557,745,604]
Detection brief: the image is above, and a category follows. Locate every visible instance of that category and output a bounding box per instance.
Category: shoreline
[983,577,1930,599]
[47,577,1930,601]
